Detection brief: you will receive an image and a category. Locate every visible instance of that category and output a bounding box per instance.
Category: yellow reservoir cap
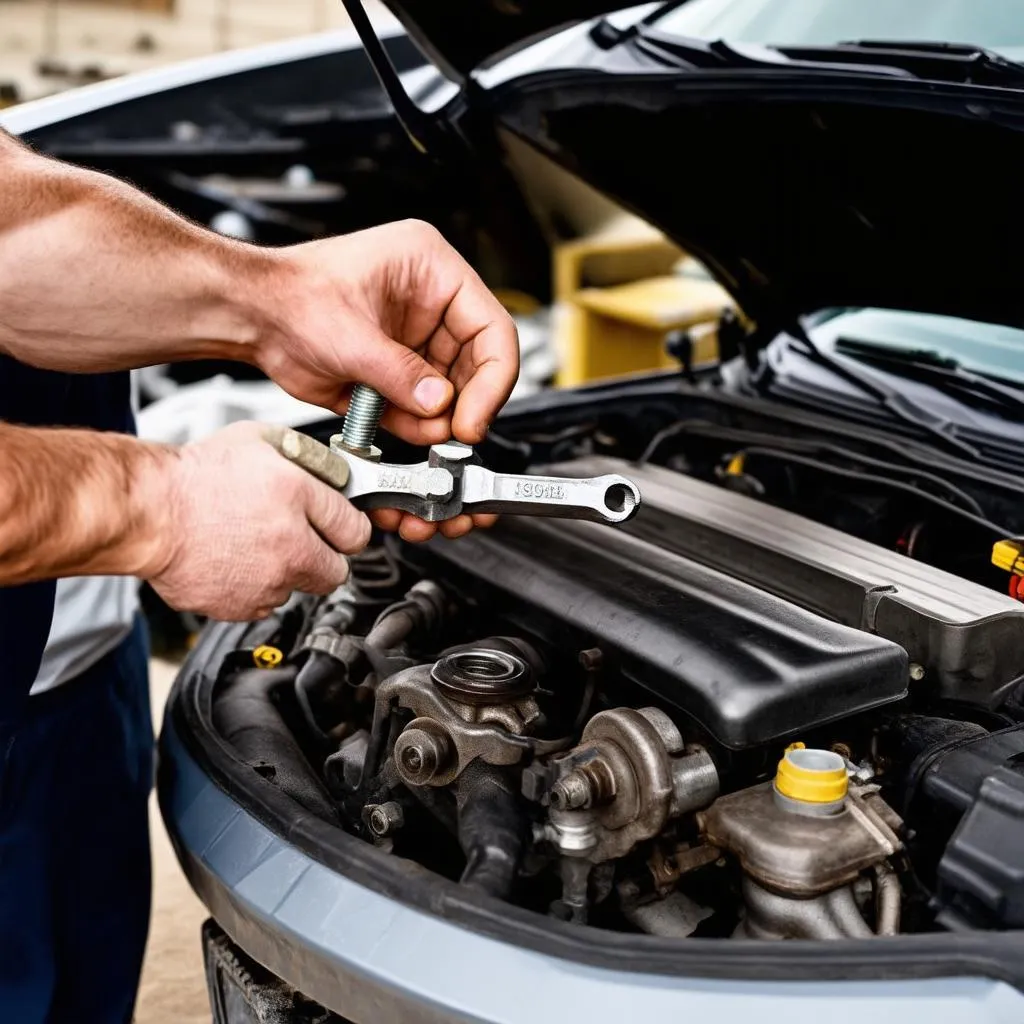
[252,644,284,669]
[775,746,848,805]
[993,539,1024,576]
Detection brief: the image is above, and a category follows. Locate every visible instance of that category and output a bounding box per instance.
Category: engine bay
[204,386,1024,943]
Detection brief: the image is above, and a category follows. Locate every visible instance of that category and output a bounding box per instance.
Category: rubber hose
[454,762,526,900]
[213,667,339,823]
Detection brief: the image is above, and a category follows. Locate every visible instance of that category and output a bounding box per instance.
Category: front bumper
[160,707,1024,1024]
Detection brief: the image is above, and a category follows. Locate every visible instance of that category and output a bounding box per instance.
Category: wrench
[264,426,640,525]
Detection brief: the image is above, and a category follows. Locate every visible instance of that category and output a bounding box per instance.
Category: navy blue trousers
[0,619,153,1023]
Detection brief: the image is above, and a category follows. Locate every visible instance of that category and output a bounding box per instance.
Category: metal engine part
[377,648,543,788]
[541,707,719,863]
[737,864,902,941]
[700,780,902,897]
[702,776,903,940]
[738,878,874,940]
[618,882,714,939]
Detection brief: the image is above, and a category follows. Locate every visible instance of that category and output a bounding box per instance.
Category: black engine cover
[416,517,907,749]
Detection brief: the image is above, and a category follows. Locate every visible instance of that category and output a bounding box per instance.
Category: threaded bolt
[549,770,593,810]
[341,384,386,451]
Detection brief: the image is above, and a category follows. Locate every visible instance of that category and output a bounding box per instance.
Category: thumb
[347,328,453,418]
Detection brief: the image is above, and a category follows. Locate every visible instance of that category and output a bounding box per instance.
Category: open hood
[488,67,1024,335]
[367,0,623,78]
[356,3,1024,335]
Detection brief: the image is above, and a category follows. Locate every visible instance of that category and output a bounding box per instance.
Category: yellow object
[550,219,734,387]
[493,289,542,317]
[992,539,1024,576]
[775,746,849,805]
[252,644,284,669]
[558,273,730,387]
[725,453,746,476]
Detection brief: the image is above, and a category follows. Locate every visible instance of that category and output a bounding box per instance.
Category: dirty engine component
[206,431,1024,945]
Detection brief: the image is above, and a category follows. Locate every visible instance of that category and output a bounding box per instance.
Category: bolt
[550,758,618,810]
[909,663,925,682]
[578,648,603,672]
[549,770,593,810]
[365,801,404,838]
[341,384,386,452]
[394,724,452,786]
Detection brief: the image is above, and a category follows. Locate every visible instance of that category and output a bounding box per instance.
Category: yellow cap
[775,745,848,805]
[725,453,746,476]
[252,644,284,669]
[993,539,1024,576]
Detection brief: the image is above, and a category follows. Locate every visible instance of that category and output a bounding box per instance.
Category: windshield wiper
[779,332,982,461]
[777,41,1024,86]
[834,338,1024,418]
[627,14,1024,85]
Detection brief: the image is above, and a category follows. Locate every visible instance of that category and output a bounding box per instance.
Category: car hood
[373,1,1024,336]
[364,0,624,78]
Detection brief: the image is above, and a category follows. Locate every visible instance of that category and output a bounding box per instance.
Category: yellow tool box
[551,217,734,387]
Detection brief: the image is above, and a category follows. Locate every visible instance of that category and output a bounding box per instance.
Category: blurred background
[0,0,389,105]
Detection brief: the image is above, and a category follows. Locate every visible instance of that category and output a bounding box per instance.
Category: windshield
[807,308,1024,386]
[653,0,1024,61]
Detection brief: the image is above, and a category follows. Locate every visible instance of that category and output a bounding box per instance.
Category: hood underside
[371,0,621,78]
[488,71,1024,334]
[358,2,1024,333]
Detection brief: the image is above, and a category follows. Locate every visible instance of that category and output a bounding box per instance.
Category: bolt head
[550,770,593,810]
[394,724,452,786]
[366,801,404,837]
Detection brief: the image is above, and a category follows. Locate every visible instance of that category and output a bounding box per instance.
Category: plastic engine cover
[415,517,908,749]
[551,457,1024,707]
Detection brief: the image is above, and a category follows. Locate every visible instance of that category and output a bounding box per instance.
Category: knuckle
[399,218,440,245]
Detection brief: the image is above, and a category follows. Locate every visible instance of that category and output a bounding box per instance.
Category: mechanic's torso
[0,358,132,718]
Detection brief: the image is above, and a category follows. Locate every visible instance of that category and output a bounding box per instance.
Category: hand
[143,421,371,620]
[255,220,520,541]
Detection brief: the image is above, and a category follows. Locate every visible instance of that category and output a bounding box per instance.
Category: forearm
[0,422,174,584]
[0,130,287,372]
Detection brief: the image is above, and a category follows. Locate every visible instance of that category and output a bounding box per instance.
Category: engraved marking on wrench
[513,480,566,501]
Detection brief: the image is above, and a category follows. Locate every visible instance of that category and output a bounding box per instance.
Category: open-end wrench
[264,426,640,525]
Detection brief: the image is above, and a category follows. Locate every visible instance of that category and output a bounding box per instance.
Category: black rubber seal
[160,620,1024,989]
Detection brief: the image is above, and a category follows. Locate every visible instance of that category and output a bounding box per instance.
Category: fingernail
[414,376,449,413]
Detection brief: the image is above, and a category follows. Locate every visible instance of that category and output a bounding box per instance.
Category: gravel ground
[136,657,210,1023]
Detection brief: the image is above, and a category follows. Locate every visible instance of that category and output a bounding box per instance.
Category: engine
[209,453,1024,942]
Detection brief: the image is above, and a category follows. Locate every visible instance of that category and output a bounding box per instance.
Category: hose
[874,864,902,936]
[294,603,360,740]
[364,580,446,652]
[454,762,526,900]
[213,667,339,823]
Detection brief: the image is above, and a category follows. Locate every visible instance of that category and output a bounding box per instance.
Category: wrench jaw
[330,442,460,521]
